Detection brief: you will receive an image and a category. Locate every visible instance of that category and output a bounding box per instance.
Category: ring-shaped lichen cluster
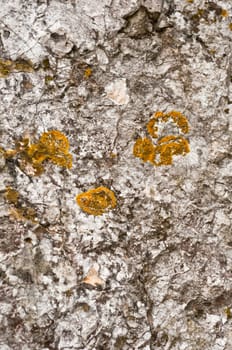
[133,111,190,166]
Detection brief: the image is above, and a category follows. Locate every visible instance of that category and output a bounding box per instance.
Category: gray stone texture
[0,0,231,349]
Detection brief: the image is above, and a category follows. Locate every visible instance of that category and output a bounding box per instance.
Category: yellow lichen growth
[0,60,12,78]
[147,110,189,138]
[133,138,155,164]
[154,136,190,166]
[44,75,54,84]
[0,146,17,159]
[4,186,37,223]
[4,187,19,205]
[146,118,159,138]
[225,307,232,319]
[110,152,117,159]
[84,67,92,78]
[229,23,232,31]
[220,9,228,17]
[3,148,17,158]
[3,130,72,176]
[0,58,34,78]
[29,130,73,169]
[23,131,72,172]
[40,130,70,154]
[76,186,117,216]
[134,110,190,167]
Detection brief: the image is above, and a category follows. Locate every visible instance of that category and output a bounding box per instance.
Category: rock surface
[0,0,231,349]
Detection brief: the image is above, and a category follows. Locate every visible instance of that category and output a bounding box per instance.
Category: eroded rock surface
[0,0,231,349]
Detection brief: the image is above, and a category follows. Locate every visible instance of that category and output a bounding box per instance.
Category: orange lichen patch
[133,137,155,164]
[39,130,70,153]
[220,9,228,17]
[76,186,117,216]
[84,67,92,78]
[12,137,45,176]
[25,131,72,174]
[3,131,72,176]
[4,187,19,205]
[4,186,37,223]
[31,130,73,169]
[147,110,189,138]
[154,136,190,166]
[229,23,232,31]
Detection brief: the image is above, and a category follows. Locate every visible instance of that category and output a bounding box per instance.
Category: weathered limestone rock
[0,0,231,349]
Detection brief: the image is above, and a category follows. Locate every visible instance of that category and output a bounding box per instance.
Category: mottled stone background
[0,0,231,349]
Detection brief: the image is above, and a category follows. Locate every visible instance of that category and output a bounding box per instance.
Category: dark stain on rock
[121,6,161,38]
[15,268,33,283]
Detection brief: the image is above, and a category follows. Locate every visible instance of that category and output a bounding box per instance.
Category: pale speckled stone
[0,0,231,349]
[105,78,130,105]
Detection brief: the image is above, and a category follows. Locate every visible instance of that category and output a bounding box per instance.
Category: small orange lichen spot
[154,136,190,166]
[110,152,117,159]
[76,186,117,216]
[229,23,232,31]
[84,67,92,78]
[44,75,54,84]
[221,9,228,17]
[4,187,19,205]
[133,138,155,164]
